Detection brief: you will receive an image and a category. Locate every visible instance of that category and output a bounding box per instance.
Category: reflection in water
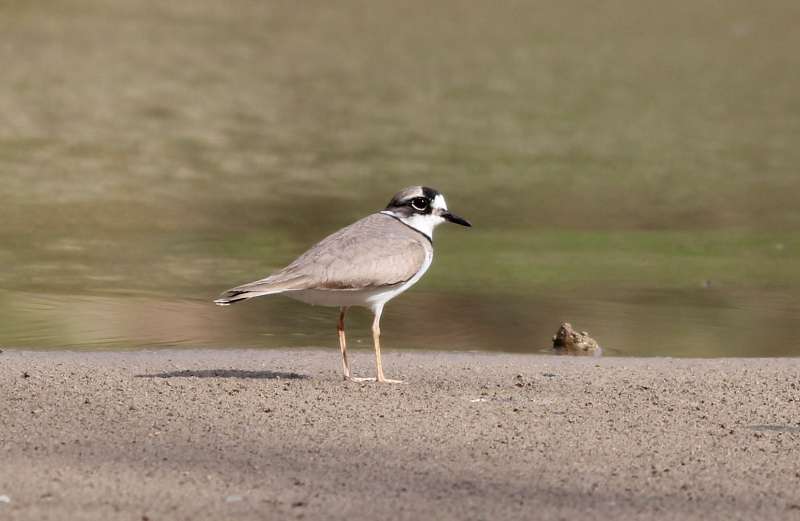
[2,287,800,357]
[1,1,800,355]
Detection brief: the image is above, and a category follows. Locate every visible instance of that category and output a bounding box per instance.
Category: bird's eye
[410,198,428,211]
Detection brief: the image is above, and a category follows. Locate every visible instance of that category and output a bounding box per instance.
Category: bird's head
[382,186,471,239]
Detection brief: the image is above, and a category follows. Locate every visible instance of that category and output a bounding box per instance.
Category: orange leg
[337,307,350,379]
[372,306,402,384]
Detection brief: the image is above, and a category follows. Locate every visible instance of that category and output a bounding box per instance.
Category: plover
[214,186,471,383]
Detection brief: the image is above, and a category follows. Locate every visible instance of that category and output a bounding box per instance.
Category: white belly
[286,249,434,312]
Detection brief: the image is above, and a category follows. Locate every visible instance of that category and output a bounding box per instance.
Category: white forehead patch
[432,194,448,210]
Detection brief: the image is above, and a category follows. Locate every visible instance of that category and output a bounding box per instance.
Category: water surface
[1,0,799,356]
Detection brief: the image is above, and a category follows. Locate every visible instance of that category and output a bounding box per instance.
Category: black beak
[442,211,472,227]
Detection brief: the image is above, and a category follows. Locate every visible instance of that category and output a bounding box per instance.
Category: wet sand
[1,349,799,520]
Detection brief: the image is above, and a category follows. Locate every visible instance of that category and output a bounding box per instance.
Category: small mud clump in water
[552,323,602,355]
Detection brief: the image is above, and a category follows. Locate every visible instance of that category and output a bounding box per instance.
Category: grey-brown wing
[277,214,429,290]
[215,214,428,304]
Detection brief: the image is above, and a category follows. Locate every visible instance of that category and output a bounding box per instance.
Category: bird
[214,186,471,383]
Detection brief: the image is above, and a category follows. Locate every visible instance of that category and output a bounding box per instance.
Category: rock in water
[552,323,602,355]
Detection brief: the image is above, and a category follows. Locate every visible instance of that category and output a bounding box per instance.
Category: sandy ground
[1,349,799,521]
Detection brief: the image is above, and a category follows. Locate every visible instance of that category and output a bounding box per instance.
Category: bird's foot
[347,376,406,384]
[378,378,406,384]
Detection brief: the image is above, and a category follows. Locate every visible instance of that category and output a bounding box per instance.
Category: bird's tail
[213,274,309,306]
[213,289,272,305]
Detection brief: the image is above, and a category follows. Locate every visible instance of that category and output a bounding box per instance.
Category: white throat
[380,194,449,240]
[383,212,443,239]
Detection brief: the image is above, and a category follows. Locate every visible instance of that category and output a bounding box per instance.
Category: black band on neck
[379,212,433,245]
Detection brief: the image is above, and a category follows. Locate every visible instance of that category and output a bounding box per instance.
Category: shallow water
[1,0,800,356]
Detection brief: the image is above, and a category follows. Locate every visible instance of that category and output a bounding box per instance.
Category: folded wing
[214,214,428,305]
